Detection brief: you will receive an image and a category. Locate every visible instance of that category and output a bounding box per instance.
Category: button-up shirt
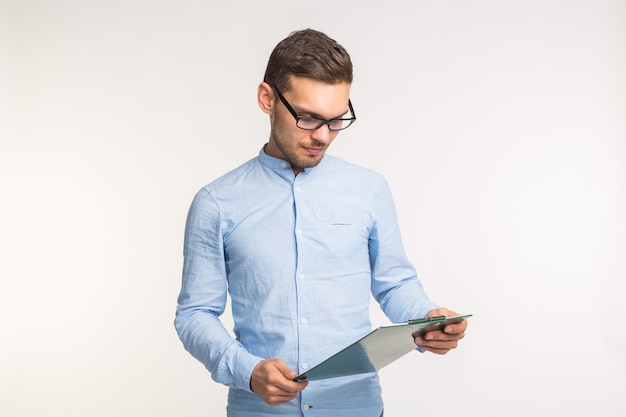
[175,146,438,417]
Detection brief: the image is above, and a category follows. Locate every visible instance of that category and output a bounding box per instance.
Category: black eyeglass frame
[272,86,357,131]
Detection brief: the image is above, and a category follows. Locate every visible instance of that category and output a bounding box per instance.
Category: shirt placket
[292,175,315,414]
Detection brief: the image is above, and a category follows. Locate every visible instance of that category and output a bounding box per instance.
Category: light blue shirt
[175,146,438,416]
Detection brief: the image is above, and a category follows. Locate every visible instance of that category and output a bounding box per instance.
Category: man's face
[264,77,351,174]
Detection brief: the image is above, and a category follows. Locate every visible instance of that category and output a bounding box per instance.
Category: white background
[1,1,625,416]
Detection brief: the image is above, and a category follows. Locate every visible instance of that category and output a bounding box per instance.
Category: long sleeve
[174,188,262,391]
[367,176,439,323]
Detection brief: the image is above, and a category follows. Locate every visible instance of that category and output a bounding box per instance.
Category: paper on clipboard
[294,314,472,382]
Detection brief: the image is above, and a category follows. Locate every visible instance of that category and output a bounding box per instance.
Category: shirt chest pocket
[302,221,372,275]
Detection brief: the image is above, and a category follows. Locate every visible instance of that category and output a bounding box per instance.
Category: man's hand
[250,359,308,406]
[413,307,468,355]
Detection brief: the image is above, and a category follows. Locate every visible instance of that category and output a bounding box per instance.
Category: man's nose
[310,123,331,143]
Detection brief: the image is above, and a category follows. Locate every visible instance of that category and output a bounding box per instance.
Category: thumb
[274,360,297,379]
[427,307,454,318]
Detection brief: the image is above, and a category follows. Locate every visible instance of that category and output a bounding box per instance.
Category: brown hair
[263,29,353,92]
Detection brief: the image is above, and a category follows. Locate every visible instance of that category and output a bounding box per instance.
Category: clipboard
[294,314,472,382]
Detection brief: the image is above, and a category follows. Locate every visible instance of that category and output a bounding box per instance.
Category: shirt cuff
[232,351,264,393]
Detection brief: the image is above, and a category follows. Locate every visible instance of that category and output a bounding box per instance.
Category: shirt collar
[258,144,326,177]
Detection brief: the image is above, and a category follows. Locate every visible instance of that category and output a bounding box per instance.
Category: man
[175,29,467,416]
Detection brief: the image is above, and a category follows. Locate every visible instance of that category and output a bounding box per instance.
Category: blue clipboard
[294,314,472,382]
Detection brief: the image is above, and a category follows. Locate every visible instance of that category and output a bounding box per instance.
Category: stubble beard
[270,128,325,172]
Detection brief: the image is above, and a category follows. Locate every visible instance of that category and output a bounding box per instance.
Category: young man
[175,29,467,417]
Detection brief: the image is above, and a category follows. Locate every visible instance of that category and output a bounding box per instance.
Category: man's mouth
[302,146,325,155]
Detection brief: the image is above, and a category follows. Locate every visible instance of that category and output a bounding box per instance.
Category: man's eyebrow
[294,105,349,120]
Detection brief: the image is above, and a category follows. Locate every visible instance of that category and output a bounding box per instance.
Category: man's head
[259,29,355,174]
[263,28,353,93]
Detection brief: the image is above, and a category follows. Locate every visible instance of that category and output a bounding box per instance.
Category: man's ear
[257,82,274,115]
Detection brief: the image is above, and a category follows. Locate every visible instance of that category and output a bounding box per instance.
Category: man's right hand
[250,359,308,406]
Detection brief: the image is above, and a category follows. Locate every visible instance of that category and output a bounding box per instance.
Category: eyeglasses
[273,86,357,131]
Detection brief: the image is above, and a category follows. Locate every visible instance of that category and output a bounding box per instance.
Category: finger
[414,335,454,354]
[415,340,458,354]
[274,360,304,384]
[421,345,454,355]
[444,319,468,335]
[261,371,306,395]
[423,329,458,341]
[274,377,308,394]
[267,380,308,405]
[264,392,299,406]
[415,334,462,351]
[272,362,308,392]
[425,330,465,342]
[258,381,301,406]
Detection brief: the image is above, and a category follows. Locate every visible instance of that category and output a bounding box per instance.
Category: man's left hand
[413,307,468,355]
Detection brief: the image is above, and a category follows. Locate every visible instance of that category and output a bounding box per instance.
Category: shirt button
[296,229,303,235]
[281,162,289,168]
[295,186,302,192]
[300,317,308,324]
[303,404,311,410]
[302,362,309,369]
[298,274,305,280]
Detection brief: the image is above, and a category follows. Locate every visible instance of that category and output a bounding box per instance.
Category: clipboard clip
[406,315,446,324]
